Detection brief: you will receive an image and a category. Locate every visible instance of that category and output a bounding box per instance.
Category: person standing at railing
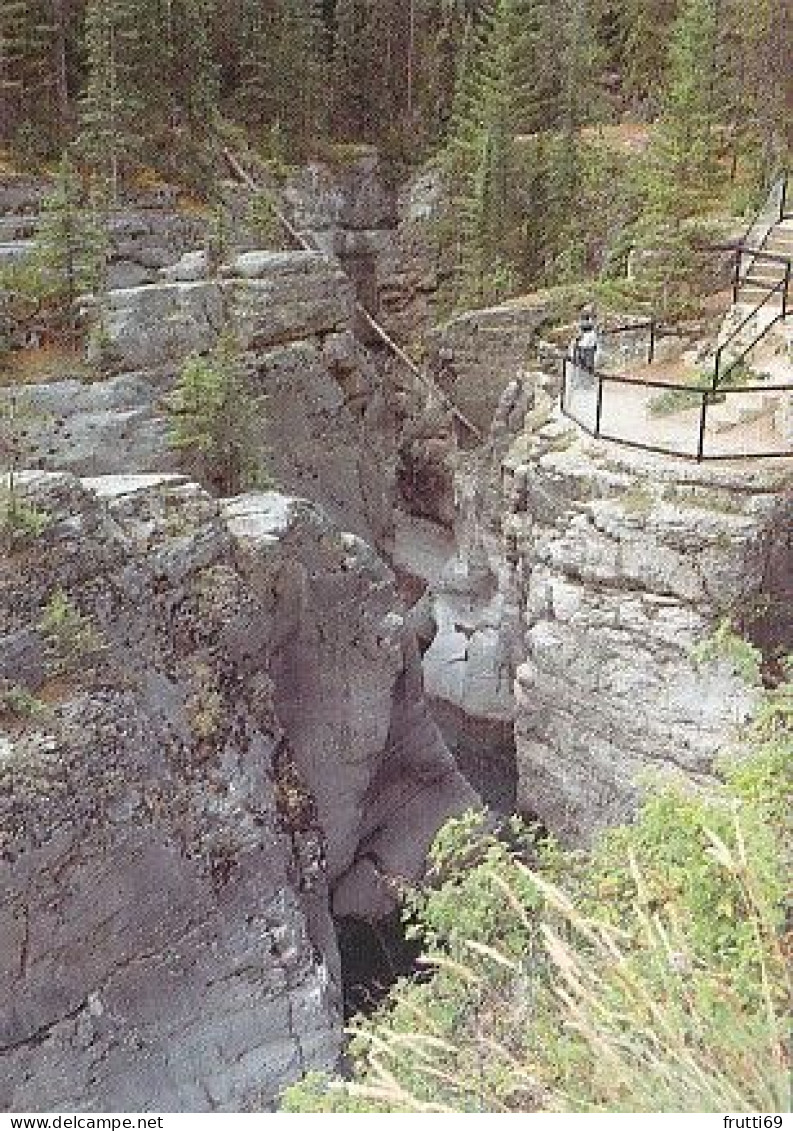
[570,306,600,387]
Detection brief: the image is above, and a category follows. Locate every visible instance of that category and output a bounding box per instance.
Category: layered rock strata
[0,472,475,1111]
[3,251,395,546]
[503,411,792,842]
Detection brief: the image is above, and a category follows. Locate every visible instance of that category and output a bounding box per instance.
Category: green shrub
[245,190,286,249]
[39,588,104,675]
[0,680,46,721]
[692,619,763,686]
[284,686,790,1113]
[0,491,50,551]
[167,332,268,496]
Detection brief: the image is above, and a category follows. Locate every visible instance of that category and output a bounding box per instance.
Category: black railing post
[595,375,605,436]
[784,262,791,318]
[697,393,708,461]
[780,172,787,222]
[648,319,656,364]
[713,345,722,389]
[732,247,741,304]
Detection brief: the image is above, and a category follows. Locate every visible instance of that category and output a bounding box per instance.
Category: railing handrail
[735,246,792,267]
[737,171,789,286]
[559,178,792,461]
[600,318,654,337]
[738,170,788,247]
[714,269,789,388]
[561,356,792,462]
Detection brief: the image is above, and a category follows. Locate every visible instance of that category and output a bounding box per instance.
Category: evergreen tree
[238,0,325,153]
[34,151,107,331]
[166,0,219,138]
[167,331,264,496]
[721,0,792,183]
[646,0,721,220]
[78,0,143,204]
[332,0,380,138]
[0,0,62,152]
[446,0,527,304]
[621,0,679,112]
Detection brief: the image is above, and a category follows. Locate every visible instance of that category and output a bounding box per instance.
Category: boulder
[427,296,554,431]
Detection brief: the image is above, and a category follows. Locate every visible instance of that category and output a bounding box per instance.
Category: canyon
[1,155,791,1111]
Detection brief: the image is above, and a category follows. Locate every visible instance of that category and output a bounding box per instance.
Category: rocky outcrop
[101,251,354,372]
[0,471,475,1111]
[397,351,790,839]
[4,250,396,546]
[426,296,553,432]
[502,413,792,842]
[106,208,206,290]
[0,179,204,288]
[283,151,398,318]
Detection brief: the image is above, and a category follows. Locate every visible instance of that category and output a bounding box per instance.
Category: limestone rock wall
[0,472,475,1111]
[3,251,396,546]
[409,368,790,843]
[503,415,792,842]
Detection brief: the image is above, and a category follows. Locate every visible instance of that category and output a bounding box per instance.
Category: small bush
[39,589,104,675]
[0,680,45,721]
[0,491,50,551]
[692,619,764,686]
[167,332,268,496]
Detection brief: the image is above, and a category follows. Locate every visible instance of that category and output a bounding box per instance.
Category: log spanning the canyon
[223,148,483,445]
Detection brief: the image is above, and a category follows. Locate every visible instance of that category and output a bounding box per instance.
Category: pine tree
[0,0,61,153]
[79,0,143,204]
[34,152,107,332]
[448,0,526,304]
[166,0,219,138]
[721,0,792,184]
[439,0,568,305]
[167,332,264,496]
[332,0,379,138]
[647,0,721,221]
[620,0,678,113]
[238,0,325,153]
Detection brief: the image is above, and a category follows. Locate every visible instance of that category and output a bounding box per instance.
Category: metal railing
[736,171,790,285]
[560,173,793,461]
[598,318,657,365]
[561,321,792,462]
[717,255,791,386]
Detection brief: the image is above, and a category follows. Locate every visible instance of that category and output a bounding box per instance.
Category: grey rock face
[0,179,48,214]
[159,249,209,283]
[107,209,205,287]
[103,253,354,373]
[501,417,791,842]
[426,299,553,431]
[284,153,398,233]
[0,239,35,266]
[5,252,392,544]
[0,374,176,479]
[0,473,475,1111]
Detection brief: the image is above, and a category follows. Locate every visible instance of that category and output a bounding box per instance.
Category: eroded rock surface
[503,415,792,841]
[3,251,395,546]
[0,472,475,1111]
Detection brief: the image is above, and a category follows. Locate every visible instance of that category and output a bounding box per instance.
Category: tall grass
[283,692,791,1114]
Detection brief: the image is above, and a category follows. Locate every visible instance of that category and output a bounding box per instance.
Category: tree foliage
[0,0,789,316]
[167,331,267,496]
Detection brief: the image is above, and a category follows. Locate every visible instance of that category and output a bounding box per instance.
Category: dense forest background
[1,0,792,309]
